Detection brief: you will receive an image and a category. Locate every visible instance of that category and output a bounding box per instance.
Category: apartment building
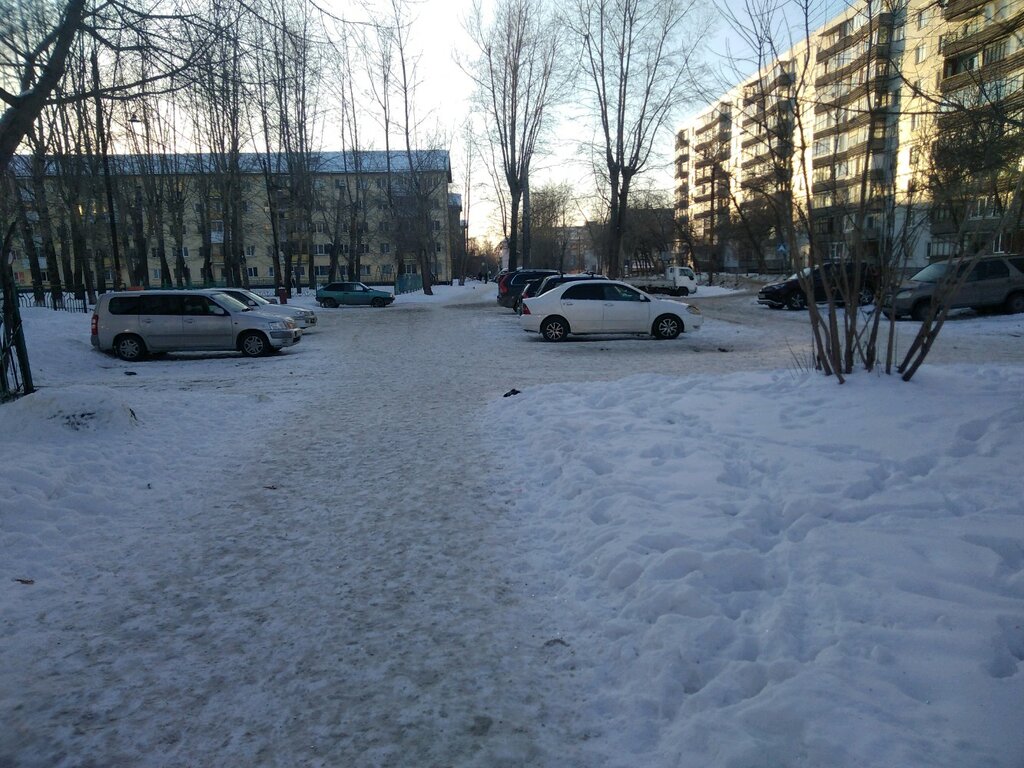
[675,0,1023,274]
[10,150,456,291]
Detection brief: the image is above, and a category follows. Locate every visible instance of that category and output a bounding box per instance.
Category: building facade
[675,0,1023,274]
[9,150,456,292]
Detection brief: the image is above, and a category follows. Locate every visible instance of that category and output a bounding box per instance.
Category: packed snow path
[5,286,1023,767]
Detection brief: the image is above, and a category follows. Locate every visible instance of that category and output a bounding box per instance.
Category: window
[211,220,224,232]
[176,247,189,259]
[245,245,255,257]
[381,264,394,276]
[314,221,327,233]
[139,295,183,315]
[915,44,927,64]
[563,283,606,300]
[314,265,331,277]
[969,258,1009,281]
[152,269,162,280]
[381,243,391,254]
[928,238,957,258]
[247,266,259,278]
[314,243,330,256]
[432,220,441,231]
[992,231,1010,253]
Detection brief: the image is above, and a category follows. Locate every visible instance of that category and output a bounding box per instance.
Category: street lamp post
[92,51,124,291]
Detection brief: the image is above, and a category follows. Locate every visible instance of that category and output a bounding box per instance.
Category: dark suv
[496,269,559,309]
[757,261,878,310]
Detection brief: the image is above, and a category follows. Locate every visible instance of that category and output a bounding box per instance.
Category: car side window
[108,296,140,315]
[980,259,1009,280]
[139,295,183,315]
[605,284,643,301]
[562,284,605,300]
[1007,257,1024,275]
[183,296,220,315]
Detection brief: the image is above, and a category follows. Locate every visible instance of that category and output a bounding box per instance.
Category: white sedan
[520,279,702,341]
[205,288,318,329]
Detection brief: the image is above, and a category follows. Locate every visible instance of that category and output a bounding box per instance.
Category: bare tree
[0,0,202,174]
[569,0,708,278]
[464,0,565,272]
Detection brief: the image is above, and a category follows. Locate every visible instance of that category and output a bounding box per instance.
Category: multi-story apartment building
[675,0,1023,274]
[10,150,456,291]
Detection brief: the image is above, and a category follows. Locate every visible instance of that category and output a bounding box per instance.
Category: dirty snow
[1,282,1022,767]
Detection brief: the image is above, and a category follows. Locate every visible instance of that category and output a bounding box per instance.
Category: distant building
[9,150,456,290]
[674,0,1023,274]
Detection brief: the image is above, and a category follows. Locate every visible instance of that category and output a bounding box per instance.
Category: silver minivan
[91,290,302,361]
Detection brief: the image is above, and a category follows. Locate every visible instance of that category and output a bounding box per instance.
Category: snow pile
[489,366,1024,766]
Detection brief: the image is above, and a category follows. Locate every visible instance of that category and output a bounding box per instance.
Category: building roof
[9,150,452,179]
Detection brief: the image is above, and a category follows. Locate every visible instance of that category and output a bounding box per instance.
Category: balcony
[694,152,730,170]
[944,0,987,21]
[816,13,893,62]
[815,44,891,88]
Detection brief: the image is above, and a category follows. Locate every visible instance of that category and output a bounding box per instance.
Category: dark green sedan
[315,282,395,308]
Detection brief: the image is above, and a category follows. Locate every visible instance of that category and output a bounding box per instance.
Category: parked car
[757,262,878,310]
[520,279,703,341]
[517,273,607,314]
[625,265,698,296]
[496,269,559,309]
[91,290,301,361]
[884,254,1024,320]
[200,287,318,329]
[316,282,395,308]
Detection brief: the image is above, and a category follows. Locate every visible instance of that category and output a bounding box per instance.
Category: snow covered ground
[1,283,1022,767]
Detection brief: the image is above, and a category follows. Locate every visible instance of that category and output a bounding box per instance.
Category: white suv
[91,290,301,361]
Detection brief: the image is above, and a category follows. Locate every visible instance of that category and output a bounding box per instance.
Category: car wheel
[371,297,385,308]
[911,300,931,322]
[857,286,875,306]
[541,317,569,342]
[321,298,338,308]
[239,331,271,357]
[786,292,806,310]
[653,314,682,339]
[114,334,146,361]
[675,287,689,297]
[1003,291,1024,314]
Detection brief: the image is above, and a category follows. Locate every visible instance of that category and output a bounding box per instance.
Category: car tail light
[90,313,98,335]
[521,303,531,315]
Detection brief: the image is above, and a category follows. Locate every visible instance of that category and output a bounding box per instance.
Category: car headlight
[268,321,287,330]
[895,290,913,299]
[685,305,702,315]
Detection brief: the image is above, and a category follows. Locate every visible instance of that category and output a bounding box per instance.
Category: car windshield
[243,291,271,306]
[209,292,248,311]
[910,262,954,283]
[786,267,813,281]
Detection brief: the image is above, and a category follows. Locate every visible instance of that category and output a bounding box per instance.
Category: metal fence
[17,291,88,313]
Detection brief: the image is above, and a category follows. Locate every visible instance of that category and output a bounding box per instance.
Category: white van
[91,290,301,361]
